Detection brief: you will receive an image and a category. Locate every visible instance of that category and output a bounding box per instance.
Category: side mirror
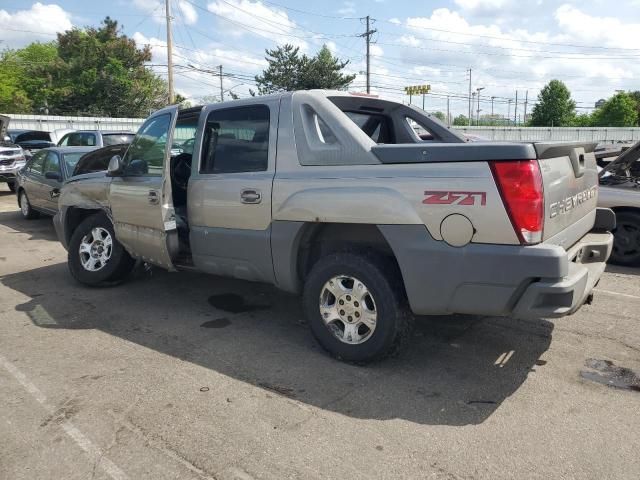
[44,171,62,181]
[107,155,123,176]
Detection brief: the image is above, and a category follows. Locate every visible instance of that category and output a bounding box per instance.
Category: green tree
[592,93,638,127]
[529,79,576,127]
[626,90,640,126]
[0,50,32,113]
[571,112,594,127]
[255,44,355,94]
[431,111,445,121]
[0,43,57,113]
[49,17,169,116]
[452,114,469,126]
[301,45,356,90]
[0,18,173,116]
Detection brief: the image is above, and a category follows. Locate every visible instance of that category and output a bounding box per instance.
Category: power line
[375,41,640,60]
[376,17,640,52]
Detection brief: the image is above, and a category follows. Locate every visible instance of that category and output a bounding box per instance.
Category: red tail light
[490,160,543,244]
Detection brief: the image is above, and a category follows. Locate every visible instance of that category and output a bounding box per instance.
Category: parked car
[57,130,135,148]
[7,129,55,158]
[598,139,640,266]
[54,91,613,363]
[72,144,130,176]
[0,115,28,192]
[15,146,97,219]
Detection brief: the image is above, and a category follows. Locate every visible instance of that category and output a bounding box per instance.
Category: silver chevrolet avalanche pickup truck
[54,90,614,362]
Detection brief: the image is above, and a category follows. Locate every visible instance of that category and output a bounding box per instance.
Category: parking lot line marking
[0,354,128,480]
[494,350,515,368]
[594,289,640,300]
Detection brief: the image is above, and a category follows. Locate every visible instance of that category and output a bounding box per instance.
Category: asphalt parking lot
[0,184,639,480]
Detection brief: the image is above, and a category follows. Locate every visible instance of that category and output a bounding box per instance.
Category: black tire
[18,190,39,219]
[609,211,640,266]
[7,182,16,193]
[303,252,414,363]
[68,212,135,286]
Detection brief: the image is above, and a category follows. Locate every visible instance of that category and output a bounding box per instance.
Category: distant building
[595,99,606,108]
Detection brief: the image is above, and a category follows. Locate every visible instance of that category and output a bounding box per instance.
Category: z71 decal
[423,191,487,206]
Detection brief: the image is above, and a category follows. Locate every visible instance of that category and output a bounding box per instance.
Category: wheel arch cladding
[271,221,401,294]
[64,207,104,246]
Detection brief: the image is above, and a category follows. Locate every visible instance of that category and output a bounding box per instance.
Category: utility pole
[471,91,476,125]
[446,95,450,127]
[491,96,495,117]
[165,0,174,104]
[514,91,518,126]
[467,68,472,126]
[523,90,528,124]
[422,93,425,110]
[476,87,484,126]
[507,99,512,125]
[359,16,377,94]
[219,65,224,102]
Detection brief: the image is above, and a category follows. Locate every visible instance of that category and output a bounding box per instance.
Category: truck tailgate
[534,142,599,248]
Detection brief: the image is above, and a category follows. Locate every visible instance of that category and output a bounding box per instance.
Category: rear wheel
[18,190,39,219]
[610,211,640,266]
[7,182,16,193]
[68,213,135,286]
[303,252,413,363]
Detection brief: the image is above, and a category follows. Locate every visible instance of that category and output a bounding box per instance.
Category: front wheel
[68,213,135,286]
[609,211,640,266]
[303,252,413,363]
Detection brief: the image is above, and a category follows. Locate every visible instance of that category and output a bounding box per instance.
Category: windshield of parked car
[62,152,87,175]
[10,131,52,143]
[103,134,135,146]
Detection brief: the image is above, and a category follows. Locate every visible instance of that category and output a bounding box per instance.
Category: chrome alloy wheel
[20,192,29,216]
[79,227,113,272]
[319,275,377,344]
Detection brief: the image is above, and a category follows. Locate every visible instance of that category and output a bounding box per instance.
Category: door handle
[148,190,159,205]
[240,189,262,204]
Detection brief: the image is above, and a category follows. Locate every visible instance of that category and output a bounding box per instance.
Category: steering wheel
[171,153,192,190]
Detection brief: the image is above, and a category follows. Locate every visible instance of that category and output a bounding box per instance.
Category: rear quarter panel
[272,162,519,245]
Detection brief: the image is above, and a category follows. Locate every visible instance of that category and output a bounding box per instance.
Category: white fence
[457,126,640,143]
[4,113,640,143]
[2,114,144,133]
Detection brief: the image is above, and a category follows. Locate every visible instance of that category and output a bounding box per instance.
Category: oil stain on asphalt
[208,293,271,313]
[200,318,231,329]
[580,358,640,392]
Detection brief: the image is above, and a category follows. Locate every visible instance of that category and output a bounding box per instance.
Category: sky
[1,0,639,119]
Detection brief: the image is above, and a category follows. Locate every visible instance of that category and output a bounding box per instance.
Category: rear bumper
[511,231,611,318]
[378,212,613,318]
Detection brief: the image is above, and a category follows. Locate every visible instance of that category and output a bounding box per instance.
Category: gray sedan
[15,146,97,219]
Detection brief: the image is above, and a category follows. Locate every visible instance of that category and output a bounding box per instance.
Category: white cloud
[373,7,640,116]
[388,18,402,25]
[0,2,73,47]
[132,0,198,25]
[454,0,512,12]
[554,4,640,49]
[337,1,356,16]
[206,0,306,49]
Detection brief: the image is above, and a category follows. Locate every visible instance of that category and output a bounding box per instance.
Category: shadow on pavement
[0,211,58,242]
[1,261,554,426]
[605,264,640,277]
